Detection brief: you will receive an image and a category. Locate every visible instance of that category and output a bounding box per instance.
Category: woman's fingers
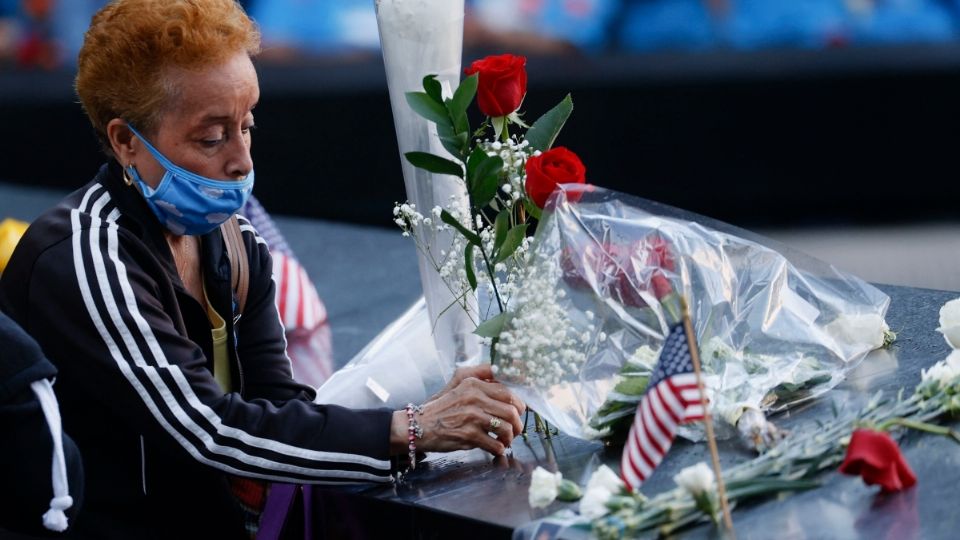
[462,377,526,420]
[454,364,495,382]
[418,403,507,455]
[417,381,526,453]
[428,365,496,401]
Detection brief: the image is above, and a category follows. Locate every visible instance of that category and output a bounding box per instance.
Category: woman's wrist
[389,410,410,455]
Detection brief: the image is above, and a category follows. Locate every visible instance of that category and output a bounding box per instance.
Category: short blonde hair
[76,0,261,155]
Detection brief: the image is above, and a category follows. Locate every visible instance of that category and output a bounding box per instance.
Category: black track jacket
[0,163,392,539]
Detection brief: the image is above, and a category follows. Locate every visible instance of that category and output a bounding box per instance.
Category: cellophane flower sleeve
[495,185,890,441]
[375,0,480,367]
[314,298,449,408]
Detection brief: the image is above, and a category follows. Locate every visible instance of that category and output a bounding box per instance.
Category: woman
[0,1,525,538]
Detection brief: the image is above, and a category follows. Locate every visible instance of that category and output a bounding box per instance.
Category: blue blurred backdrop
[4,1,960,68]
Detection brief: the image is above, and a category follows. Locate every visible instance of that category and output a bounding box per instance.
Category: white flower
[938,298,960,349]
[586,465,624,494]
[528,466,563,508]
[824,313,889,350]
[626,344,660,371]
[579,486,613,519]
[672,462,715,497]
[582,424,612,440]
[921,350,960,386]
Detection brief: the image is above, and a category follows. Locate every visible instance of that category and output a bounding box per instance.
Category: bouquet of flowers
[395,54,894,445]
[392,53,583,361]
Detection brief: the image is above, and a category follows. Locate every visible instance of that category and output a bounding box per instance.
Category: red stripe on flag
[630,417,660,472]
[295,266,307,328]
[277,255,289,321]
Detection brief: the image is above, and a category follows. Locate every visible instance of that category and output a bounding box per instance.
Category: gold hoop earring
[122,164,135,186]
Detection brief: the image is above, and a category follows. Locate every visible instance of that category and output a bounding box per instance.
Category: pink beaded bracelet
[405,403,424,472]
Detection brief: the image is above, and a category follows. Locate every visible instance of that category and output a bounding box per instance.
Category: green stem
[475,234,504,313]
[877,417,960,443]
[500,120,510,143]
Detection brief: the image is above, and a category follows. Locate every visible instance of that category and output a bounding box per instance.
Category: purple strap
[301,484,313,539]
[256,484,298,540]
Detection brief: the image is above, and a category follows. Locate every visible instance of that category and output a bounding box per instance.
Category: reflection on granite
[313,284,960,539]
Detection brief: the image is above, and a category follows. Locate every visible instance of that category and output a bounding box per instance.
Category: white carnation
[673,462,715,497]
[582,424,612,441]
[921,350,960,387]
[579,486,613,519]
[938,298,960,349]
[585,465,624,494]
[528,466,562,509]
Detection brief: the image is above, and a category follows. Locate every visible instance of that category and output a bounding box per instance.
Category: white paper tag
[782,288,820,326]
[365,377,390,403]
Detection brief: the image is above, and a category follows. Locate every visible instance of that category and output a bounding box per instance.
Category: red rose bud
[524,147,586,209]
[464,54,527,118]
[559,235,676,308]
[651,272,673,300]
[839,429,917,493]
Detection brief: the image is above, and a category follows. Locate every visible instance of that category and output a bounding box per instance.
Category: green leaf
[440,209,480,245]
[474,312,510,338]
[450,74,478,114]
[493,210,510,253]
[405,91,451,127]
[613,376,649,396]
[494,223,528,263]
[423,75,443,104]
[491,115,507,140]
[522,198,543,220]
[472,174,500,209]
[447,74,477,136]
[437,122,467,160]
[465,150,503,208]
[464,243,477,291]
[525,94,573,152]
[466,147,487,190]
[404,152,463,178]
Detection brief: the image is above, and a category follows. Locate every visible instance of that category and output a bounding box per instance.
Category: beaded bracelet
[405,403,424,473]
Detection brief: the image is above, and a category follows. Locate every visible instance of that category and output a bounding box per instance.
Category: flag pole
[679,296,734,534]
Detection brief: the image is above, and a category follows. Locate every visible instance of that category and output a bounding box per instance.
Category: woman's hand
[390,367,526,456]
[427,364,496,402]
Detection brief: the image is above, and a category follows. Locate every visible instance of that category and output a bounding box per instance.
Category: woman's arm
[19,202,392,485]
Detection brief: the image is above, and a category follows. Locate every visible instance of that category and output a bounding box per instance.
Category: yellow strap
[203,282,231,393]
[0,218,29,275]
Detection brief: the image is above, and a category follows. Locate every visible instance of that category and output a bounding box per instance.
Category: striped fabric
[240,197,333,387]
[68,183,390,483]
[620,322,705,492]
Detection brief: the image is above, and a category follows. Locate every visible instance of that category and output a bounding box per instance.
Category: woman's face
[131,52,260,188]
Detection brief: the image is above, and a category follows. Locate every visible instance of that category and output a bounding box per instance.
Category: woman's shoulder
[18,180,118,252]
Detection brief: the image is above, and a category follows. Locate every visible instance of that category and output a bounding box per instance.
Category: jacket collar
[97,161,231,294]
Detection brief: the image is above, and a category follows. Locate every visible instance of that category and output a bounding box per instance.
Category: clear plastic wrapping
[313,298,451,408]
[494,186,890,441]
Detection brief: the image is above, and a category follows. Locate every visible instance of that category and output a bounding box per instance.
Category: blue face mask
[124,125,254,236]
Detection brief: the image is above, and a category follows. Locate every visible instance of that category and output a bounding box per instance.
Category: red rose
[464,54,527,118]
[839,429,917,493]
[525,147,586,209]
[560,235,676,308]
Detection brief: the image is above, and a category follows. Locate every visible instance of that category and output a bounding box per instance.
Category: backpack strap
[220,216,249,318]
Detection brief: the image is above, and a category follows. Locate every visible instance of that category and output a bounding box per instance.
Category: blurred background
[1,0,959,291]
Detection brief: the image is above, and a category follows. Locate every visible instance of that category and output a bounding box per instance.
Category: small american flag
[620,322,706,491]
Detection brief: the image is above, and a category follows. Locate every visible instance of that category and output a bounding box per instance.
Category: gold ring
[489,417,502,430]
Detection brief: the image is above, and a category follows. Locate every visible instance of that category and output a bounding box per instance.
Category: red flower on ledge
[839,429,917,493]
